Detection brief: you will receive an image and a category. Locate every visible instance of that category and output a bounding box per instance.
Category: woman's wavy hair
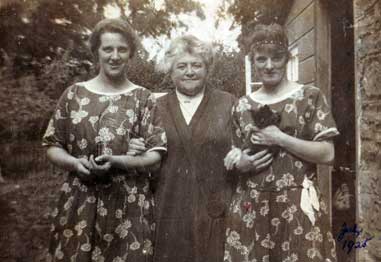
[157,35,215,74]
[89,18,140,61]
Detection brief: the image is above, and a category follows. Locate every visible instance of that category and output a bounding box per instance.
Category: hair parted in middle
[245,23,289,60]
[157,35,215,74]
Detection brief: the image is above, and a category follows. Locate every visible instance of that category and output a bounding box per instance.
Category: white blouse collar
[78,82,142,95]
[175,88,205,103]
[249,84,304,104]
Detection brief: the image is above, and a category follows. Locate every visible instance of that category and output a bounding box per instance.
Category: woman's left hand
[224,146,242,171]
[89,155,112,175]
[250,125,285,147]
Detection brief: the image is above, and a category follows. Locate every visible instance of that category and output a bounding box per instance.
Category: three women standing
[43,19,167,262]
[44,18,338,262]
[224,23,338,262]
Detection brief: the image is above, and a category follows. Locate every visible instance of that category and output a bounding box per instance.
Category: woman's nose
[265,58,273,69]
[185,65,195,77]
[111,50,120,60]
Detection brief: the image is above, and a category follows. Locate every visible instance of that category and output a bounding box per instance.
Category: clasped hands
[71,154,113,183]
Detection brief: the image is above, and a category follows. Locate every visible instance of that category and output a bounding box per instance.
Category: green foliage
[0,49,92,142]
[0,0,204,71]
[0,73,55,142]
[0,0,208,144]
[127,0,204,36]
[126,56,167,91]
[209,51,245,98]
[218,0,294,51]
[219,0,294,25]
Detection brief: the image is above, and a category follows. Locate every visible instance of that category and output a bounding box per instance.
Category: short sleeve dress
[224,85,339,262]
[42,84,167,262]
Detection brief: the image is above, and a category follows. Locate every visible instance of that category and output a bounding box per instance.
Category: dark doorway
[329,1,356,261]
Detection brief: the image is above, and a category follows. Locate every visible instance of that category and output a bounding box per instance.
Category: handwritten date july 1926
[336,223,374,255]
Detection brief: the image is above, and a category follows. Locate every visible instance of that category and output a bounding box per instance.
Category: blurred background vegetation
[0,0,252,178]
[0,0,291,148]
[0,1,291,261]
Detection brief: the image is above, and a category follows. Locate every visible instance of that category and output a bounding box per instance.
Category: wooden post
[315,0,332,225]
[0,166,5,183]
[245,55,252,95]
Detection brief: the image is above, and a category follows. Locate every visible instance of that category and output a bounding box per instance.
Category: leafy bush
[209,51,245,97]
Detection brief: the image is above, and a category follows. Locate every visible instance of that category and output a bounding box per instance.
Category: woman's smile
[109,64,122,70]
[182,78,199,82]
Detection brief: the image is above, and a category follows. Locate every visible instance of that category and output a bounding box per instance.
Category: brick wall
[354,0,381,260]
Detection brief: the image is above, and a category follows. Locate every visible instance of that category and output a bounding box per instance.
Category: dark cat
[246,104,281,155]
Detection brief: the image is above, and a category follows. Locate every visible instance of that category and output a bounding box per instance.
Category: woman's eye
[119,47,129,53]
[273,55,284,62]
[192,63,202,69]
[256,57,266,63]
[102,47,113,53]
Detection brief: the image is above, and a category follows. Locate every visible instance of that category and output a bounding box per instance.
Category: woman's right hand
[72,157,92,182]
[236,149,273,173]
[225,147,273,173]
[127,138,147,156]
[224,147,243,171]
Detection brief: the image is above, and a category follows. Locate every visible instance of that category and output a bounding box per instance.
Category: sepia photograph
[0,0,379,261]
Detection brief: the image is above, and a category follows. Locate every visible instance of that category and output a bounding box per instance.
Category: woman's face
[171,52,208,96]
[253,44,288,87]
[98,32,130,81]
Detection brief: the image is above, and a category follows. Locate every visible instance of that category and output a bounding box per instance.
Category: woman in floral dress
[42,19,167,262]
[224,23,339,262]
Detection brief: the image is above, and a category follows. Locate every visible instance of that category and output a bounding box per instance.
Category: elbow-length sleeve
[231,102,243,148]
[304,87,339,142]
[231,97,253,149]
[42,87,72,149]
[138,92,167,153]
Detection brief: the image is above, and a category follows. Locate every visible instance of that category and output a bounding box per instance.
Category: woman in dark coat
[128,35,273,262]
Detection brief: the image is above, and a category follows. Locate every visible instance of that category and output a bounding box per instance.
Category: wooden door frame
[315,0,333,224]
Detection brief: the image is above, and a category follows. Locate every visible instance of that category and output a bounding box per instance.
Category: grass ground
[0,168,64,262]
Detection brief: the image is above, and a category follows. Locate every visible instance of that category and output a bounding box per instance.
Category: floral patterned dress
[224,85,339,262]
[42,84,167,262]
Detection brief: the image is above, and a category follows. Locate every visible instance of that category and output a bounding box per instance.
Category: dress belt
[245,177,320,225]
[249,185,302,192]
